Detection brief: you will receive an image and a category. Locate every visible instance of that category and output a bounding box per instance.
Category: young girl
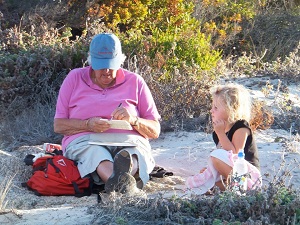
[185,83,261,193]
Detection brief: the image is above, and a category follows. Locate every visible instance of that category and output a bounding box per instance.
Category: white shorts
[64,133,155,188]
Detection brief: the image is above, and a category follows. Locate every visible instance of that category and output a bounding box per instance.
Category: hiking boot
[105,150,136,194]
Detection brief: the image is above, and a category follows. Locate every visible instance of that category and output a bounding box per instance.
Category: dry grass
[88,180,300,224]
[250,99,274,131]
[0,175,14,211]
[85,155,300,224]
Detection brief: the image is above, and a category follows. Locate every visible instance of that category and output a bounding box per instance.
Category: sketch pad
[100,119,133,130]
[88,141,137,147]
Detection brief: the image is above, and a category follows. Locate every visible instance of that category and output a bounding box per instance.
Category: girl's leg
[211,156,233,190]
[211,156,232,177]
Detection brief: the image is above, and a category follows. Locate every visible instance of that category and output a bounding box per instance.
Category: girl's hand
[212,119,226,134]
[199,167,207,173]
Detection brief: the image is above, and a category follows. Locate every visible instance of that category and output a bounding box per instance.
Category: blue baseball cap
[89,33,124,70]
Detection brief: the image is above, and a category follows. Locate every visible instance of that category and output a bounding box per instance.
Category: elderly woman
[54,33,161,194]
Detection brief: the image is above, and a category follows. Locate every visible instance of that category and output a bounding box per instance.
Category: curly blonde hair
[210,83,252,124]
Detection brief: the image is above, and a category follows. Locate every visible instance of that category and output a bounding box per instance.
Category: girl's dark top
[212,119,260,169]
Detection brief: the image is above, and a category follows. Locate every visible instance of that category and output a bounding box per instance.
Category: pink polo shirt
[55,66,161,150]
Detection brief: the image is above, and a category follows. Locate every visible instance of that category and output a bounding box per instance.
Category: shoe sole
[105,151,135,194]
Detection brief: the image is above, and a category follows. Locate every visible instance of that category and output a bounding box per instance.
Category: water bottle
[232,151,248,193]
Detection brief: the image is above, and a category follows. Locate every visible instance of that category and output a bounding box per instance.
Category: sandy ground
[1,76,300,224]
[1,128,300,225]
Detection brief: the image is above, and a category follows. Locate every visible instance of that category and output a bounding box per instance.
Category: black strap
[47,158,60,173]
[72,181,84,197]
[72,181,93,198]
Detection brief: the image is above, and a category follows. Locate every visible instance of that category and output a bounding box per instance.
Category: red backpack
[23,154,92,197]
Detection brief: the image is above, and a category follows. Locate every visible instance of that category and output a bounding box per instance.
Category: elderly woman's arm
[54,118,90,136]
[54,117,111,136]
[131,117,160,139]
[54,117,160,139]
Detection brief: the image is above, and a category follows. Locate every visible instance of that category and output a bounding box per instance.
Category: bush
[241,13,300,62]
[1,0,299,150]
[0,35,89,114]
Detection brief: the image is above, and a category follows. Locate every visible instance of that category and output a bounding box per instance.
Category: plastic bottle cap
[238,151,245,158]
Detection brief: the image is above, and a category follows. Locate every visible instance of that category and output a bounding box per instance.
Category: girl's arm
[218,127,250,154]
[230,128,250,153]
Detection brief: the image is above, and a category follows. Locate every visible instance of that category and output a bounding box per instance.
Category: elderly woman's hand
[111,106,136,125]
[110,106,160,139]
[87,117,111,133]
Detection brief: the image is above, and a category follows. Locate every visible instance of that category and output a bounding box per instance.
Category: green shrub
[0,0,299,149]
[194,0,257,51]
[117,0,222,77]
[147,27,221,72]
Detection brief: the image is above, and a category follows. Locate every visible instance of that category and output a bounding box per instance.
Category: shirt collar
[115,68,125,85]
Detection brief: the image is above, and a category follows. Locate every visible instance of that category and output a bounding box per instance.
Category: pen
[111,103,122,120]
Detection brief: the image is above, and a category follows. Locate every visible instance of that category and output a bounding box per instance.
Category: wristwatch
[132,116,139,126]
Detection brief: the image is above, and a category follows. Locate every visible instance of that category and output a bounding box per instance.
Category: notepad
[88,141,137,147]
[100,119,133,130]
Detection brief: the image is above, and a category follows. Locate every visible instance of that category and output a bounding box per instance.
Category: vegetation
[0,0,300,223]
[89,183,300,224]
[1,0,299,148]
[0,175,14,211]
[91,159,300,224]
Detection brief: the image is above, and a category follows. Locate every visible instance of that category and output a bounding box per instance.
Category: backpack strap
[74,175,95,198]
[46,158,60,177]
[32,156,53,173]
[72,181,84,197]
[71,181,92,197]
